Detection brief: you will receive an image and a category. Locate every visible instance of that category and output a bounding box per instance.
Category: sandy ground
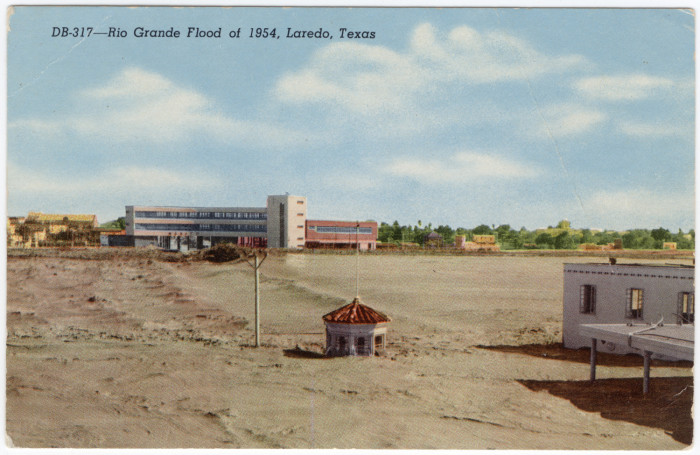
[5,250,694,449]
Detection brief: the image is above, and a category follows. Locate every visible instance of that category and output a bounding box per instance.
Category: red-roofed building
[323,297,390,356]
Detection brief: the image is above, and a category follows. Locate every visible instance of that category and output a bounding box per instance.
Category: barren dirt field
[6,250,694,449]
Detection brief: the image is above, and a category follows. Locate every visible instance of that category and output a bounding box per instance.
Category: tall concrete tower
[266,195,307,249]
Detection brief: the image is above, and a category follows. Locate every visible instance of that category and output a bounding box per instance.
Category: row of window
[579,285,694,323]
[134,223,266,233]
[566,269,690,280]
[135,211,267,220]
[308,226,373,234]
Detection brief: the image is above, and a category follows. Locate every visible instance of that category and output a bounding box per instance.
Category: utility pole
[356,222,360,298]
[244,249,267,347]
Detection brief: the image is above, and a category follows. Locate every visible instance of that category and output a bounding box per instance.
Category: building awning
[580,323,694,394]
[579,323,694,361]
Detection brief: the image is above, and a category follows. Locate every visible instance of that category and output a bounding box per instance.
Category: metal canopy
[579,323,694,394]
[580,324,694,361]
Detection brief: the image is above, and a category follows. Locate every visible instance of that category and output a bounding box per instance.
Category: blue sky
[6,6,695,230]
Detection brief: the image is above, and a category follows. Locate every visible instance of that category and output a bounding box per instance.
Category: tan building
[8,212,99,247]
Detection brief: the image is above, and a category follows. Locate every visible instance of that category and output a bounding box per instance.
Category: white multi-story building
[265,194,306,249]
[125,194,306,251]
[562,262,694,354]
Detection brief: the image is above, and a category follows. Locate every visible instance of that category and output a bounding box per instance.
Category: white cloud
[10,67,311,147]
[574,74,674,101]
[618,121,691,138]
[8,119,64,136]
[8,162,220,196]
[582,189,694,229]
[320,172,381,191]
[386,151,540,183]
[275,23,587,115]
[532,104,607,138]
[416,23,587,83]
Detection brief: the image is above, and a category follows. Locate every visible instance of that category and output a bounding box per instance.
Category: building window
[315,226,373,235]
[626,288,644,319]
[374,334,384,350]
[579,285,596,314]
[338,336,346,352]
[678,292,694,324]
[357,337,366,355]
[297,200,304,205]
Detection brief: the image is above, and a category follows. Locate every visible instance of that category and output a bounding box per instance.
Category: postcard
[5,5,695,450]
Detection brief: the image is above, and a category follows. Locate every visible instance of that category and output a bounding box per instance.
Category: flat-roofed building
[126,205,269,250]
[125,194,307,251]
[563,262,694,355]
[305,220,377,250]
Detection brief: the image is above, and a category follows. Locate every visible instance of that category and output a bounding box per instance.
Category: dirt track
[6,250,693,448]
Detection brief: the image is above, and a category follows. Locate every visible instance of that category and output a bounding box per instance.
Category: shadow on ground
[478,343,694,368]
[283,347,326,359]
[519,376,693,445]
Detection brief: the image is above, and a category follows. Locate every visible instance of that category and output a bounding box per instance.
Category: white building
[125,194,306,251]
[323,297,390,357]
[563,262,694,354]
[266,194,306,249]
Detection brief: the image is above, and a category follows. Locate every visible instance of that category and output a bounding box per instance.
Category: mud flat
[6,250,693,448]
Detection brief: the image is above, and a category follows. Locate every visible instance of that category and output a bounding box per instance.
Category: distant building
[457,234,500,252]
[8,212,99,247]
[579,239,623,251]
[125,195,306,251]
[26,212,99,230]
[562,262,694,355]
[7,217,26,247]
[424,231,443,248]
[97,228,129,247]
[323,297,390,356]
[305,220,378,250]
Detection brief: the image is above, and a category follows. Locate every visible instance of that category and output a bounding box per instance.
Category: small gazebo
[323,297,390,357]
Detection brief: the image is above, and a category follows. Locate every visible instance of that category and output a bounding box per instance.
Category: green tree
[472,224,493,235]
[556,220,571,229]
[554,231,575,249]
[435,225,455,245]
[535,233,554,248]
[650,227,671,242]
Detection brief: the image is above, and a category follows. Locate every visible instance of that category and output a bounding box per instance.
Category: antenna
[356,221,360,298]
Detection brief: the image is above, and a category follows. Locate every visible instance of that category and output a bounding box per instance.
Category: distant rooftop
[27,212,97,223]
[566,262,694,269]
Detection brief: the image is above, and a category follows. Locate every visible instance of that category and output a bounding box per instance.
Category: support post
[643,350,651,395]
[243,250,267,348]
[590,338,597,382]
[255,254,260,348]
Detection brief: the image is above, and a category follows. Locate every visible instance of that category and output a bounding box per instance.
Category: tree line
[377,220,695,250]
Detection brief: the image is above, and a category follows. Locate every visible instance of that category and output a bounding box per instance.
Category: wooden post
[590,338,597,382]
[244,251,266,348]
[643,351,651,395]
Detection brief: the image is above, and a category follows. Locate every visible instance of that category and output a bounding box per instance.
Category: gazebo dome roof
[322,297,390,324]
